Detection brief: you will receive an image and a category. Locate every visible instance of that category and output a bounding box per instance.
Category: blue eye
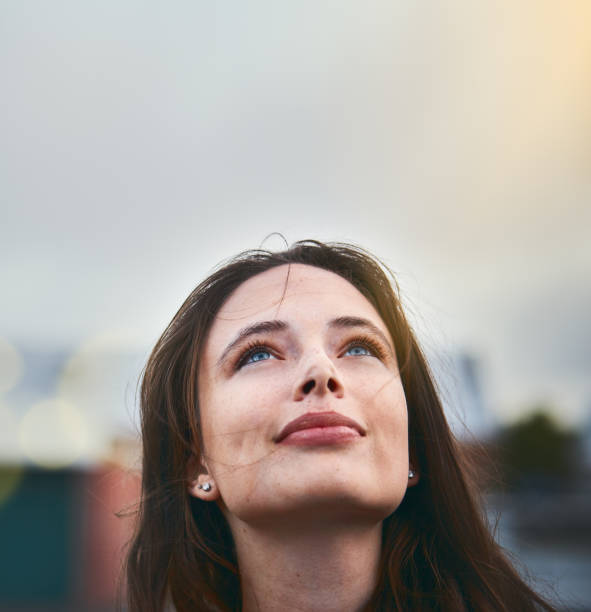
[238,347,275,368]
[247,350,272,363]
[344,345,372,357]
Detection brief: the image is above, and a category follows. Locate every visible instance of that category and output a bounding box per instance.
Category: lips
[275,411,366,444]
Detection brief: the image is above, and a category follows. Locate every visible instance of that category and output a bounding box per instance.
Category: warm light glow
[56,330,145,461]
[18,398,90,468]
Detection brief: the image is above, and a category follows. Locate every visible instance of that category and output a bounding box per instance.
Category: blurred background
[1,1,590,610]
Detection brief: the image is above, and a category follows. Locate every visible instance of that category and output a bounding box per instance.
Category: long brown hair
[124,240,556,611]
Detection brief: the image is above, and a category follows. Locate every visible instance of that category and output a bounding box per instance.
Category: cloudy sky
[1,1,590,460]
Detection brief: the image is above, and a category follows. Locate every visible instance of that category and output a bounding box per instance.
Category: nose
[293,353,345,401]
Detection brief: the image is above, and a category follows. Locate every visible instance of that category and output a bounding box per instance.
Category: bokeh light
[56,330,145,460]
[18,398,90,468]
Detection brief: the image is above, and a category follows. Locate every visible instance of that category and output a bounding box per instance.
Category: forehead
[211,263,388,336]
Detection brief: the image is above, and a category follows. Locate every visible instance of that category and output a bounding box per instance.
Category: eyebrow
[217,320,289,366]
[217,315,394,367]
[328,316,394,355]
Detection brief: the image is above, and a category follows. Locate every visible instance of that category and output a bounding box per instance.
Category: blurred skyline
[1,0,590,457]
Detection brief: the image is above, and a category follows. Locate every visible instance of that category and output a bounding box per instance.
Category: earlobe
[188,476,220,500]
[187,454,220,501]
[407,465,420,487]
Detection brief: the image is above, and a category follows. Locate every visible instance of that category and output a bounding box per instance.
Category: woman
[125,240,556,611]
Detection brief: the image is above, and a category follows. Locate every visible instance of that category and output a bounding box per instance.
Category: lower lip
[279,426,362,446]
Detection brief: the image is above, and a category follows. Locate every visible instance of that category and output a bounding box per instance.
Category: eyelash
[234,334,387,371]
[235,341,277,370]
[343,335,387,360]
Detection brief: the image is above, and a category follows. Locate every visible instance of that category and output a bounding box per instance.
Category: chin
[226,483,404,530]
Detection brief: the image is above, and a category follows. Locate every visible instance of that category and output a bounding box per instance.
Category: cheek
[199,380,280,465]
[361,377,409,463]
[349,368,407,421]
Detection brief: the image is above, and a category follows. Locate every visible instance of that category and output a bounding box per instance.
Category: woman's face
[194,264,411,528]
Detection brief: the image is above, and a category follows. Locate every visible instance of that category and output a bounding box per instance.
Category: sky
[1,1,590,463]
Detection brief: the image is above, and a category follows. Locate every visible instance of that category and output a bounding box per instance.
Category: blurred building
[583,401,591,470]
[0,342,142,610]
[0,457,140,611]
[428,350,495,440]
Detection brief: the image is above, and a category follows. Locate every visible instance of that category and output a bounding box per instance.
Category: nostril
[302,380,315,394]
[327,378,337,392]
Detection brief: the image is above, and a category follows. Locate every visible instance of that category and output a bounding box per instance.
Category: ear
[187,454,220,501]
[407,462,420,488]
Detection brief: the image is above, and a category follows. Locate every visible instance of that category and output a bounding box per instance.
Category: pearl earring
[197,482,212,492]
[408,470,415,479]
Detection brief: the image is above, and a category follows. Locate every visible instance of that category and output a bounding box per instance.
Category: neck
[229,518,382,612]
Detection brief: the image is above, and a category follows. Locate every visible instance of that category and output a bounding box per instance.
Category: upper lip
[275,411,366,443]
